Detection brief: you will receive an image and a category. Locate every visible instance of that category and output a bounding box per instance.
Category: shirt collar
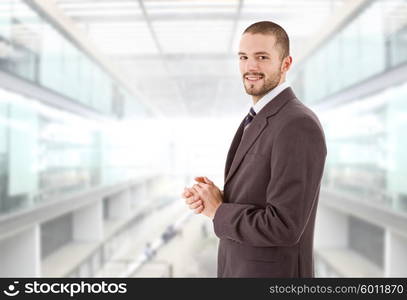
[252,81,290,114]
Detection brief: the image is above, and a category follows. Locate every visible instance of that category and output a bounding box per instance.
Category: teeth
[246,76,262,80]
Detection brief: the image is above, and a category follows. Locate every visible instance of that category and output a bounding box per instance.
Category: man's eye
[258,56,268,60]
[239,56,247,60]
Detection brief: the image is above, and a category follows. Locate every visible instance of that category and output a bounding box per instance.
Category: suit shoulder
[275,99,327,152]
[279,98,323,129]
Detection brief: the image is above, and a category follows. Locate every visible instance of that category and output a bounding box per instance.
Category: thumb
[204,177,214,185]
[194,176,206,183]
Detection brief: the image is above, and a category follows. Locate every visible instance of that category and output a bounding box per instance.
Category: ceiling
[54,0,346,118]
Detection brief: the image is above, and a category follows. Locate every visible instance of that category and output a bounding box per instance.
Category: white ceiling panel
[54,0,346,117]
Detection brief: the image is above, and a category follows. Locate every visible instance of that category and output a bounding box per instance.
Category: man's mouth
[244,74,264,82]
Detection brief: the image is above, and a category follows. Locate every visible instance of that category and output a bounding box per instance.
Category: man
[182,21,326,277]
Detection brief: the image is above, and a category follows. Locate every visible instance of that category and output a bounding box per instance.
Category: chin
[246,87,264,97]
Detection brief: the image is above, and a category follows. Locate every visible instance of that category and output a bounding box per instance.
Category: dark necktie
[224,107,256,180]
[242,107,256,130]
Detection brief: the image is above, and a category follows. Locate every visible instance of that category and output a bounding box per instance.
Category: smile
[245,75,264,82]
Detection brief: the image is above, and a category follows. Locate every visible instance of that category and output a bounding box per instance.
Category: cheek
[265,65,280,76]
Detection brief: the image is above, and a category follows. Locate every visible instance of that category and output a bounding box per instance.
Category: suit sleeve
[213,116,327,247]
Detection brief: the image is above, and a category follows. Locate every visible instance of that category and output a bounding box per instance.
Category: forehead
[239,33,277,54]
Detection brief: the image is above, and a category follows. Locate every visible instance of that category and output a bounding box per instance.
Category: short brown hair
[243,21,290,60]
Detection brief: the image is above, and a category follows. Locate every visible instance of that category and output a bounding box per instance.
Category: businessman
[182,21,327,277]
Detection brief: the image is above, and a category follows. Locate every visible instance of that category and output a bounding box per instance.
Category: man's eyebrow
[237,51,271,55]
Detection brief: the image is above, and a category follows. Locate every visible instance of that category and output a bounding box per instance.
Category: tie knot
[243,107,256,130]
[249,107,256,117]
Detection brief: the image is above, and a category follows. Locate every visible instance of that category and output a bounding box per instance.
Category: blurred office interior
[0,0,406,277]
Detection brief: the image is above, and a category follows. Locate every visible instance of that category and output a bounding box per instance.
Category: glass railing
[0,0,147,118]
[0,87,159,216]
[320,81,407,214]
[291,0,407,104]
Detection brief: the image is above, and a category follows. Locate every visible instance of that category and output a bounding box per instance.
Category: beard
[243,68,282,98]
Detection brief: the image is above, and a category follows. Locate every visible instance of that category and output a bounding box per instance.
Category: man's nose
[245,58,259,72]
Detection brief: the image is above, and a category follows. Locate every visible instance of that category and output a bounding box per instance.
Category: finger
[185,196,194,205]
[189,200,202,210]
[191,185,204,197]
[194,205,204,214]
[185,195,200,205]
[189,187,199,195]
[183,188,192,197]
[196,182,209,189]
[192,183,204,191]
[186,187,200,198]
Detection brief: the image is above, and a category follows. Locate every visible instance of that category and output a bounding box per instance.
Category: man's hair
[243,21,290,60]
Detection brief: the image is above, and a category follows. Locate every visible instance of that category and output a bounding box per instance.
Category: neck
[252,95,261,105]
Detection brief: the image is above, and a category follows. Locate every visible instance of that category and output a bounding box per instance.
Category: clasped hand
[181,176,223,220]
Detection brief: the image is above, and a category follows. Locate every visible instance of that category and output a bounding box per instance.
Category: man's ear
[281,55,293,72]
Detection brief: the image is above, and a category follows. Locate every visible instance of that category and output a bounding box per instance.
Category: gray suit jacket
[213,87,327,277]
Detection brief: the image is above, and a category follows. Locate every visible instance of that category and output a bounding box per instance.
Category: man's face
[238,33,284,101]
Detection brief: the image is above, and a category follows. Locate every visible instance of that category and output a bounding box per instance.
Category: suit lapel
[224,121,244,180]
[224,116,267,185]
[224,87,296,185]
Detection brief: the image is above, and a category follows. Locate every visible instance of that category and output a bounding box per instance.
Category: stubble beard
[243,70,282,98]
